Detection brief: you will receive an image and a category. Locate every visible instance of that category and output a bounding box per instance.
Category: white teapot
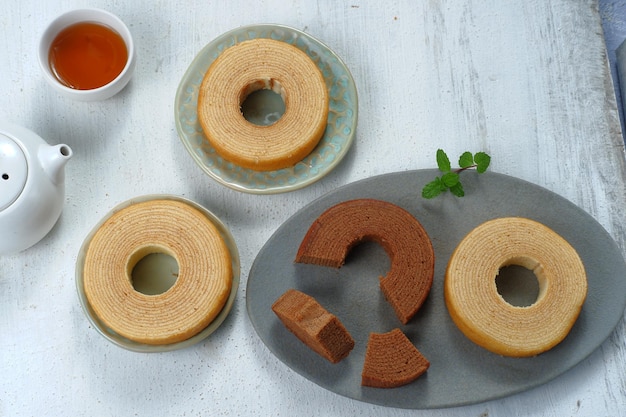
[0,121,72,255]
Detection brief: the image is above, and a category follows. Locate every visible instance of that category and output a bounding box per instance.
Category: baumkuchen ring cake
[445,217,587,357]
[82,199,233,345]
[197,38,329,171]
[295,199,435,324]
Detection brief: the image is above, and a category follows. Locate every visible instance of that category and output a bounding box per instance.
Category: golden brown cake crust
[272,289,355,363]
[295,199,435,324]
[361,328,430,388]
[83,199,232,345]
[197,38,329,171]
[445,217,587,357]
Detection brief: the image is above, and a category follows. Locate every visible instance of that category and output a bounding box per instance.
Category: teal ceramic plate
[175,24,358,194]
[247,170,626,408]
[76,195,240,352]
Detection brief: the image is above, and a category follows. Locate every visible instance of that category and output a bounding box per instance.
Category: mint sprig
[422,149,490,199]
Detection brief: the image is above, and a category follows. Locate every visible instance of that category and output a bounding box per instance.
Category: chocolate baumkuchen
[272,289,355,363]
[361,328,430,388]
[295,199,434,324]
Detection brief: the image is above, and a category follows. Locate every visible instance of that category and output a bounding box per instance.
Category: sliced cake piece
[361,328,430,388]
[272,289,355,363]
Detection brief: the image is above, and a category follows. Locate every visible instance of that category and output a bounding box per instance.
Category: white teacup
[38,8,136,101]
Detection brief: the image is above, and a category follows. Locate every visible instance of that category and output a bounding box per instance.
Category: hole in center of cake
[240,78,286,126]
[495,265,540,307]
[131,252,179,295]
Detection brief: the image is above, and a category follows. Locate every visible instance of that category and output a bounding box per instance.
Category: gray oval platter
[246,170,626,409]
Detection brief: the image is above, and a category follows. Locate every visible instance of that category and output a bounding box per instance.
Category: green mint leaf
[458,151,474,168]
[436,149,451,172]
[474,152,491,173]
[422,149,490,199]
[422,177,446,199]
[449,181,465,197]
[441,172,460,187]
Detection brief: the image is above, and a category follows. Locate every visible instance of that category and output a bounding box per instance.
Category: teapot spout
[39,143,73,185]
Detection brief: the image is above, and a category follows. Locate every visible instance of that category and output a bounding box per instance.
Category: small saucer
[175,24,358,194]
[75,195,240,352]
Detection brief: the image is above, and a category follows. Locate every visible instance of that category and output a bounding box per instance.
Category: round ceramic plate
[175,24,358,194]
[76,195,240,353]
[246,170,626,408]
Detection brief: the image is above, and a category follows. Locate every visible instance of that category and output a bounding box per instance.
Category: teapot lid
[0,133,28,211]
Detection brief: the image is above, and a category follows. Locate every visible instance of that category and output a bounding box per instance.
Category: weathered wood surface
[1,1,624,416]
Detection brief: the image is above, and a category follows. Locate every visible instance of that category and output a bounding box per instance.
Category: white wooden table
[2,1,625,416]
